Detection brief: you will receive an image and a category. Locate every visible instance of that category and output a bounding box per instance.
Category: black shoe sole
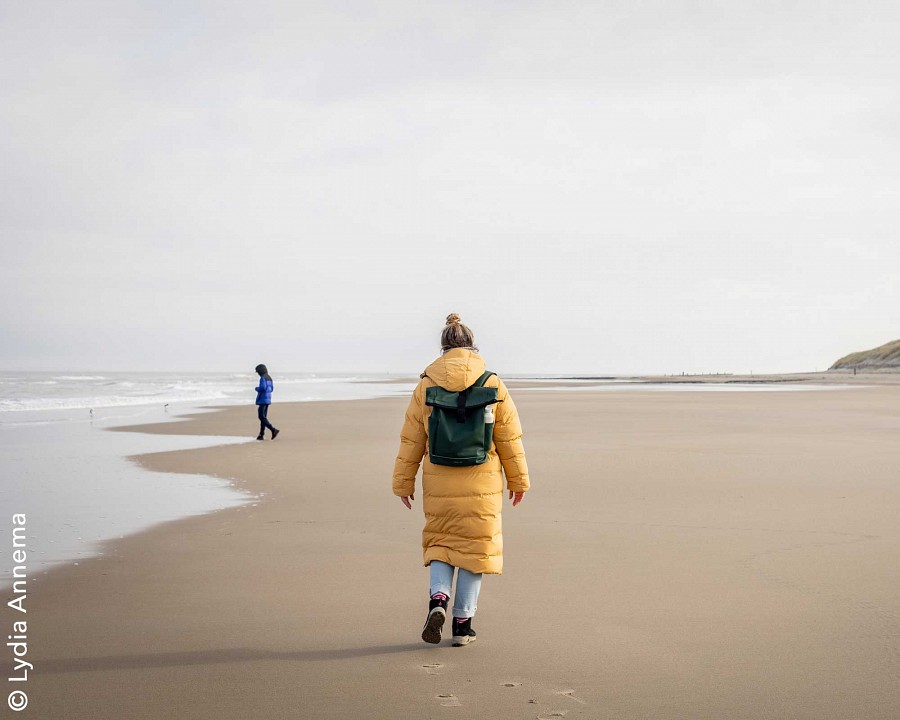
[421,608,445,644]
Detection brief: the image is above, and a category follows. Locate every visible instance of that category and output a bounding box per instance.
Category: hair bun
[445,313,461,326]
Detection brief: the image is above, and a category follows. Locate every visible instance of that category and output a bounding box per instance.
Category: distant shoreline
[365,369,900,388]
[512,370,900,388]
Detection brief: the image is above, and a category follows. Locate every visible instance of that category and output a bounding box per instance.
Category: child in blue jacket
[254,364,279,440]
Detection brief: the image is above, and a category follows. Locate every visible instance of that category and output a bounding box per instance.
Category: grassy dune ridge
[830,338,900,370]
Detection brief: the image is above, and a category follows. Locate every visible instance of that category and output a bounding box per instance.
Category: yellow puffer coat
[392,348,530,575]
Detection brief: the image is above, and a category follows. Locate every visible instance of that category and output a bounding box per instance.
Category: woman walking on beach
[254,364,279,441]
[393,314,530,646]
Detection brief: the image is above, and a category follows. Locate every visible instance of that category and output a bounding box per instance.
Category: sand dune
[830,339,900,371]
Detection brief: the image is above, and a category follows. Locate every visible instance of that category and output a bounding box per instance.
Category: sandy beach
[19,382,900,719]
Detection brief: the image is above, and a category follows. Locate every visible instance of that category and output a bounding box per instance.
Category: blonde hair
[440,313,478,352]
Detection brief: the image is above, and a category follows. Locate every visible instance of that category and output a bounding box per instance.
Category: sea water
[0,371,416,412]
[0,373,416,588]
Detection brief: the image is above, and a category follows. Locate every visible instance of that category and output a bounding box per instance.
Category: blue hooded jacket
[255,365,273,405]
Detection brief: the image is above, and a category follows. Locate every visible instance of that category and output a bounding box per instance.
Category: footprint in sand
[537,711,568,719]
[421,663,443,675]
[436,693,461,707]
[501,681,522,687]
[554,689,586,705]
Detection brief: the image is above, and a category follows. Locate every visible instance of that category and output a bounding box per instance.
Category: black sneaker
[421,596,448,644]
[256,434,264,441]
[451,617,477,646]
[271,428,280,440]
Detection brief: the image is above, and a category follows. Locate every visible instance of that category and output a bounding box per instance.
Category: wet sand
[20,383,900,719]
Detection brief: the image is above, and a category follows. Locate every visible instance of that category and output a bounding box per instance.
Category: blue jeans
[429,560,483,619]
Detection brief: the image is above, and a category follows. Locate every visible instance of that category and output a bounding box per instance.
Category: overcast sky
[1,1,898,374]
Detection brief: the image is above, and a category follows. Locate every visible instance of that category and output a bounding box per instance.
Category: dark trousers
[257,404,275,435]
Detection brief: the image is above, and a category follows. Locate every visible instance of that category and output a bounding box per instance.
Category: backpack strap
[472,370,495,388]
[456,389,467,423]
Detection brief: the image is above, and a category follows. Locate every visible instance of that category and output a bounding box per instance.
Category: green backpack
[425,371,500,467]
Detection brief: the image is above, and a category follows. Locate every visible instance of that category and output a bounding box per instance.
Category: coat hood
[421,348,486,392]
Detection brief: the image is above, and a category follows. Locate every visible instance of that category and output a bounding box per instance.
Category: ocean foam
[52,375,108,381]
[0,372,412,413]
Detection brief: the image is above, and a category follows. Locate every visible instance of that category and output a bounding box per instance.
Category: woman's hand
[400,494,414,509]
[508,490,525,507]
